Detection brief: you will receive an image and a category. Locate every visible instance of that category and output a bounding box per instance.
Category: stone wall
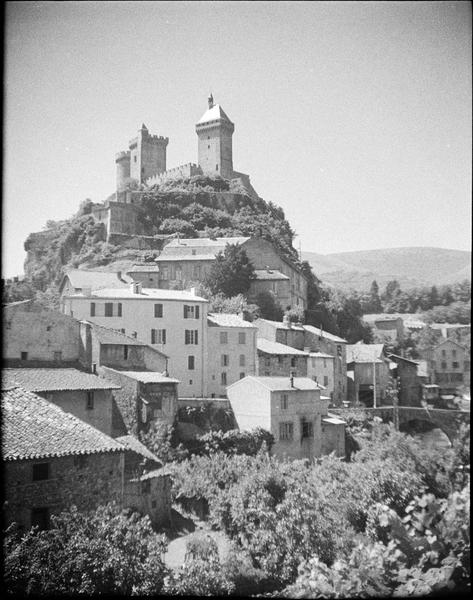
[4,452,124,530]
[257,352,308,377]
[123,472,172,528]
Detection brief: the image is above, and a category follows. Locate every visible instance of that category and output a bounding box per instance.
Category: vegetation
[204,243,256,297]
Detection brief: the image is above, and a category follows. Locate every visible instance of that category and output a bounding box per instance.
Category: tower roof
[197,104,233,126]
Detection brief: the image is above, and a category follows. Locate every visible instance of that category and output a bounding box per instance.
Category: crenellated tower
[195,94,234,179]
[116,124,169,191]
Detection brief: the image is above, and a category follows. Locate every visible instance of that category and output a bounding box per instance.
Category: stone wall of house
[41,389,115,437]
[99,367,139,433]
[123,473,171,528]
[142,346,168,373]
[3,452,124,530]
[257,352,308,377]
[99,344,146,370]
[4,302,80,363]
[397,362,422,407]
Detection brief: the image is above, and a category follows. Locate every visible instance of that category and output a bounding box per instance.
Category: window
[141,480,151,494]
[134,155,137,162]
[216,164,219,171]
[221,372,227,386]
[441,361,447,370]
[132,332,137,338]
[465,361,470,371]
[161,267,169,280]
[337,345,342,357]
[278,356,284,365]
[220,332,228,344]
[105,303,113,317]
[442,349,446,357]
[185,330,199,345]
[265,357,271,367]
[188,356,195,370]
[175,267,182,281]
[21,352,28,361]
[123,345,128,360]
[281,393,288,410]
[452,349,457,358]
[238,332,246,344]
[239,354,246,367]
[120,328,125,334]
[117,303,122,317]
[154,303,163,318]
[193,265,201,278]
[291,357,296,368]
[452,361,459,369]
[184,305,200,319]
[92,363,97,374]
[90,302,96,317]
[53,351,62,361]
[31,507,50,530]
[151,329,166,344]
[221,354,229,367]
[239,372,245,379]
[324,375,329,387]
[301,420,313,438]
[32,463,50,481]
[279,422,293,441]
[86,392,94,410]
[323,359,327,368]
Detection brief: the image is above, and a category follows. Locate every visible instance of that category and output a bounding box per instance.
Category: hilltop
[303,247,471,291]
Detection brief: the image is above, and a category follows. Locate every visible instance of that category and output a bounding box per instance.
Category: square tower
[195,95,234,179]
[128,124,169,184]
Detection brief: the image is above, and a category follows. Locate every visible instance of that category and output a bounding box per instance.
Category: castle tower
[115,150,131,192]
[128,124,169,184]
[195,94,234,179]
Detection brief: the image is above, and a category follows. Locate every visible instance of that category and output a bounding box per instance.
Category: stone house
[153,236,308,310]
[125,264,162,288]
[2,386,125,531]
[346,343,391,407]
[306,352,335,401]
[387,354,422,407]
[362,314,405,342]
[59,269,131,297]
[255,317,348,406]
[3,300,81,366]
[100,367,179,435]
[227,376,345,460]
[257,338,308,378]
[61,284,209,398]
[206,313,257,398]
[428,339,470,394]
[2,368,122,438]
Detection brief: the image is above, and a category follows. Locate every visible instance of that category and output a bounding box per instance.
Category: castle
[90,95,259,243]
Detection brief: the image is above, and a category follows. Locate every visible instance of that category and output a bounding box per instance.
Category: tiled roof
[65,288,208,302]
[346,344,385,364]
[303,325,348,343]
[61,270,131,291]
[256,318,304,332]
[208,313,257,328]
[229,376,322,392]
[309,351,335,359]
[126,264,160,273]
[197,104,233,125]
[253,269,289,281]
[156,237,250,261]
[257,338,308,356]
[2,368,121,392]
[2,387,124,460]
[362,314,402,324]
[115,435,161,464]
[84,321,149,347]
[109,369,180,384]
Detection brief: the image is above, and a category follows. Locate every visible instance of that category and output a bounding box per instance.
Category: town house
[428,338,470,394]
[346,343,391,407]
[257,338,309,378]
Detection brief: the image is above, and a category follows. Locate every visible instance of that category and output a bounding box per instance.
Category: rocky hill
[303,247,471,291]
[23,175,298,291]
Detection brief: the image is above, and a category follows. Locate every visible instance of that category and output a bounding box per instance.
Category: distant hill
[302,247,471,291]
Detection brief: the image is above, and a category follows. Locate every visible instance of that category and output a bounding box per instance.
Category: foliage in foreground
[4,503,168,595]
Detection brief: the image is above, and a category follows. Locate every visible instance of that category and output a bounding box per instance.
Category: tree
[255,291,284,321]
[4,503,168,595]
[204,244,256,297]
[368,280,382,313]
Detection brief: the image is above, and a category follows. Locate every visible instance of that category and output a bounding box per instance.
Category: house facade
[62,284,208,397]
[346,344,391,407]
[206,313,257,398]
[227,376,345,460]
[428,339,470,394]
[388,354,422,407]
[306,352,335,400]
[257,338,308,378]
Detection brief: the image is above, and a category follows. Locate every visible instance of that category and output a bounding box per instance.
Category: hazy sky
[4,0,472,277]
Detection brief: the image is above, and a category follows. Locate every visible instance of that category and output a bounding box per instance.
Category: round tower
[115,151,131,192]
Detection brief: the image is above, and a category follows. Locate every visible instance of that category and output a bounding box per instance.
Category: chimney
[130,282,142,294]
[190,287,196,296]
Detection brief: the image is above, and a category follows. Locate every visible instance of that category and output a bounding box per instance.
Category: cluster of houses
[3,244,470,532]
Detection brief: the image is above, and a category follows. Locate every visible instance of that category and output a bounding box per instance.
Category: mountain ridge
[302,246,471,291]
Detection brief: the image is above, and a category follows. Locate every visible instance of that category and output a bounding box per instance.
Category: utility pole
[373,361,377,408]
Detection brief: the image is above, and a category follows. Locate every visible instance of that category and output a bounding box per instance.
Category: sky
[3,0,472,277]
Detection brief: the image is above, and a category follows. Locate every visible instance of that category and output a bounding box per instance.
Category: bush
[4,503,168,595]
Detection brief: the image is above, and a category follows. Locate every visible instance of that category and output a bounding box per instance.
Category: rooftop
[253,269,290,281]
[430,322,470,330]
[346,344,385,364]
[309,351,335,359]
[2,368,120,392]
[65,287,208,302]
[84,321,168,357]
[115,434,161,464]
[256,318,304,332]
[257,338,309,356]
[303,324,348,343]
[2,387,124,460]
[108,369,180,384]
[126,264,160,273]
[60,269,131,292]
[208,313,257,328]
[362,314,403,324]
[156,237,250,262]
[196,103,233,126]
[228,375,323,392]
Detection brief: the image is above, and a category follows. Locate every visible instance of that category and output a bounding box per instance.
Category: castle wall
[145,163,202,187]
